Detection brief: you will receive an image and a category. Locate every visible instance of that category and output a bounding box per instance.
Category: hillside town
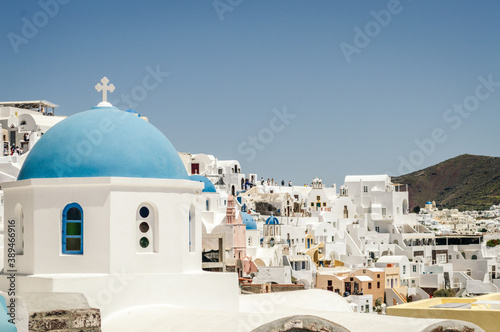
[0,98,498,332]
[183,152,500,309]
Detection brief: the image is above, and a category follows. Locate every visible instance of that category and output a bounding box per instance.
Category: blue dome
[241,212,257,230]
[189,175,216,193]
[265,216,279,225]
[0,295,16,332]
[126,108,141,117]
[18,106,188,181]
[426,201,432,205]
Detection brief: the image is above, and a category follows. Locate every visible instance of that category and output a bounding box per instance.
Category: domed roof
[426,201,432,205]
[265,215,279,225]
[18,106,188,181]
[126,108,141,117]
[189,175,216,193]
[241,212,257,230]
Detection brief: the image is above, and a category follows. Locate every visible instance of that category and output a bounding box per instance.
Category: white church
[0,78,484,332]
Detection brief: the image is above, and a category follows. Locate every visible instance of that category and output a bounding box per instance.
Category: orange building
[316,267,385,305]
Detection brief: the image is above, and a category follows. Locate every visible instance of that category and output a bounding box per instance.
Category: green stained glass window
[62,203,83,254]
[140,237,149,248]
[66,222,81,236]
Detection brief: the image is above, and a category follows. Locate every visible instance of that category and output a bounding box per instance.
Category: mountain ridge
[391,154,500,211]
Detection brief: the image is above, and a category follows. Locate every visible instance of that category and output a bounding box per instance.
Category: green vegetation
[433,289,456,297]
[412,206,421,214]
[486,239,500,247]
[373,298,383,314]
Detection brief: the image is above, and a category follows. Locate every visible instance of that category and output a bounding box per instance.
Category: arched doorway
[402,199,408,215]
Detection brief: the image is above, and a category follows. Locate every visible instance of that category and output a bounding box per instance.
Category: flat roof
[288,256,309,261]
[430,302,471,309]
[355,276,373,282]
[435,235,482,238]
[345,175,389,183]
[0,100,59,109]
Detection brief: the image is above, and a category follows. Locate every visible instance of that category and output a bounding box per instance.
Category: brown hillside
[392,154,500,211]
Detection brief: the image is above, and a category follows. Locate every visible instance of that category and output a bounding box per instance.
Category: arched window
[62,203,83,254]
[14,204,24,255]
[137,203,157,253]
[189,205,196,252]
[471,255,477,260]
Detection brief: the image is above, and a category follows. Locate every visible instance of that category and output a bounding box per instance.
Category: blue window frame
[62,203,83,254]
[189,211,192,251]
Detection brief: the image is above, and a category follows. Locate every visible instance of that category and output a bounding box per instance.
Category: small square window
[66,238,81,251]
[66,222,82,236]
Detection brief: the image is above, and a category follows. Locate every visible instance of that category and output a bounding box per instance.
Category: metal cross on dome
[95,77,115,103]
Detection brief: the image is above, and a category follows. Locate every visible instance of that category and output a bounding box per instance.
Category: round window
[139,222,150,233]
[139,237,149,248]
[139,206,149,218]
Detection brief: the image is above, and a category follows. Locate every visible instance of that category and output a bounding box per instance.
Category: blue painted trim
[189,211,192,251]
[62,203,83,255]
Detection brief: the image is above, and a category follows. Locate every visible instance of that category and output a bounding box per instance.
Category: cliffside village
[0,98,497,331]
[181,152,500,312]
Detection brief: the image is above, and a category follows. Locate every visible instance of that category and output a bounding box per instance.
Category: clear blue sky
[1,0,499,186]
